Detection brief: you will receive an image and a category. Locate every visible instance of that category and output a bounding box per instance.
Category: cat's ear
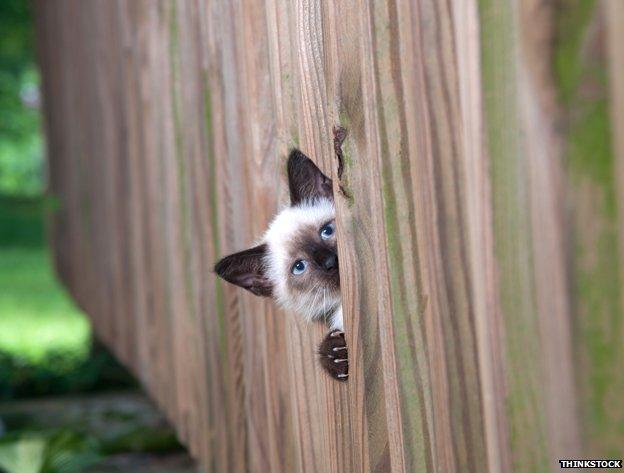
[287,149,333,205]
[214,244,273,297]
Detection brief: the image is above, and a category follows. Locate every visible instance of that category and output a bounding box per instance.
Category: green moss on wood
[374,69,431,468]
[568,99,616,216]
[335,113,355,206]
[168,3,196,323]
[337,145,354,208]
[380,163,430,472]
[553,0,597,105]
[552,1,624,455]
[478,0,550,468]
[203,80,227,351]
[554,0,616,212]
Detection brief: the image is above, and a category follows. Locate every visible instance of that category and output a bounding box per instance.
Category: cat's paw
[318,329,348,381]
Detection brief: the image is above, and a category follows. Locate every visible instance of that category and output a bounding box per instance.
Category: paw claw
[318,330,349,381]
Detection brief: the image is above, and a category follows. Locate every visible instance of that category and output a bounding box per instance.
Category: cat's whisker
[309,283,321,318]
[313,284,322,307]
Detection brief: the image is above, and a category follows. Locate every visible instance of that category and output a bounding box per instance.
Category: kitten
[214,150,348,381]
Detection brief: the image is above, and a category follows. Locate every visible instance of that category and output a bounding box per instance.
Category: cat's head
[214,150,340,322]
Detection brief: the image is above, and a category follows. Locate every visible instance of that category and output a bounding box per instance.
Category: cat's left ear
[214,244,273,297]
[287,149,333,205]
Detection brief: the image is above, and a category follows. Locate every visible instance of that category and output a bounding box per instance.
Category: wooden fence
[34,0,624,471]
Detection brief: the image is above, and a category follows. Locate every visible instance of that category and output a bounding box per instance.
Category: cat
[214,150,348,381]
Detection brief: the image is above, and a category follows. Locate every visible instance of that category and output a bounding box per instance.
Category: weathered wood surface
[34,0,624,471]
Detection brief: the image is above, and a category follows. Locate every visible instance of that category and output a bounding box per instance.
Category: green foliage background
[0,0,43,196]
[0,1,136,400]
[0,3,187,470]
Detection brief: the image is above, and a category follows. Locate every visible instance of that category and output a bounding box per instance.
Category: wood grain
[34,0,624,471]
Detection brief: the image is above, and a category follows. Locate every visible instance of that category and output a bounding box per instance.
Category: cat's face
[214,150,340,322]
[264,198,340,320]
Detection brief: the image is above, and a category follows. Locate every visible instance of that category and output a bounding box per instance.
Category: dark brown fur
[288,150,333,205]
[318,330,348,381]
[286,221,340,303]
[213,244,272,296]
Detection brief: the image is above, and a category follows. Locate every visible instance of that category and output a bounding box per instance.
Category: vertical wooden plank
[100,0,138,368]
[478,1,550,468]
[480,0,583,468]
[83,1,118,353]
[198,0,249,470]
[325,0,395,471]
[127,0,167,410]
[284,2,356,473]
[604,0,624,455]
[452,0,511,470]
[518,0,580,460]
[163,0,193,445]
[144,1,179,422]
[202,0,296,470]
[116,0,153,392]
[567,0,624,458]
[332,0,504,469]
[171,0,205,456]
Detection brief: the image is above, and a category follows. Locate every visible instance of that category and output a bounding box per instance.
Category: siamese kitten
[214,150,348,381]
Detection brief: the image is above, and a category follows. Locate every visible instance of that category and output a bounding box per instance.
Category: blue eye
[291,260,307,275]
[320,222,335,240]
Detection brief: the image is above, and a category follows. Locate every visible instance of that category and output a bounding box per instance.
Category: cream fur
[262,198,343,330]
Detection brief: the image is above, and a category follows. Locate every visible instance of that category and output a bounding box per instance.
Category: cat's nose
[313,249,338,271]
[322,254,338,271]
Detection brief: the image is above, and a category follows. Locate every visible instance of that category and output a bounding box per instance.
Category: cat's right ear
[287,149,333,205]
[214,244,273,297]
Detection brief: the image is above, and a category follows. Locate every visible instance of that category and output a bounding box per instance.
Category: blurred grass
[0,195,87,361]
[0,247,90,361]
[0,0,136,402]
[0,196,136,400]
